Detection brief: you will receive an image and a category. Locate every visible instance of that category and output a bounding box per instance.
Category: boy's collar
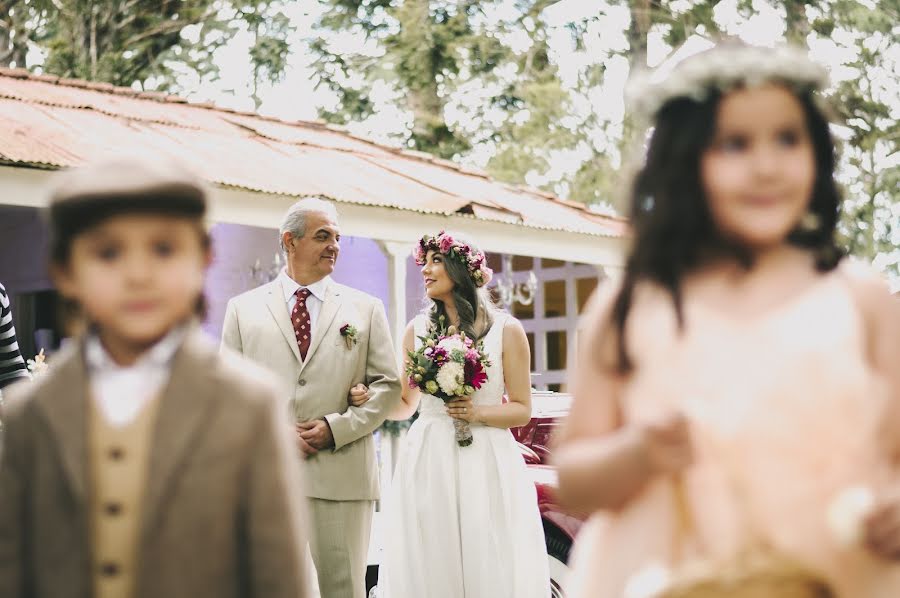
[85,323,189,371]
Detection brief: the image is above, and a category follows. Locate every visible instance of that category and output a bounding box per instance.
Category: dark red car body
[512,392,584,597]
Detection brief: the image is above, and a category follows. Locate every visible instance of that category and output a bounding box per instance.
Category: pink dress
[568,269,900,598]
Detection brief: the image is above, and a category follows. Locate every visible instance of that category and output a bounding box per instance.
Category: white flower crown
[626,42,829,121]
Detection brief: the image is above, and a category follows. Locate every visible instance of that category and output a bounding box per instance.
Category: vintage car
[513,391,583,598]
[365,390,581,597]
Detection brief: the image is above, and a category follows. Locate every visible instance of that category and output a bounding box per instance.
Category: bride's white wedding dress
[379,312,551,598]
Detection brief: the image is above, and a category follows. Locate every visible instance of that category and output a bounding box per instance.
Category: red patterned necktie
[292,288,312,360]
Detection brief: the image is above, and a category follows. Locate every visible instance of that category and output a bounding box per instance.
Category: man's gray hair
[279,197,340,252]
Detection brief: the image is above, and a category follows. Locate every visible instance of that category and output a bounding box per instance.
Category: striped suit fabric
[0,283,30,390]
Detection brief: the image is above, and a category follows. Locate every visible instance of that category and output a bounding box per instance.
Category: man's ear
[281,231,295,253]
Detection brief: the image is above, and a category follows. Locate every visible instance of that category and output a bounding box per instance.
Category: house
[0,68,628,389]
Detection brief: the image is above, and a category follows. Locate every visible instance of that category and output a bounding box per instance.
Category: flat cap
[47,156,208,261]
[49,156,207,214]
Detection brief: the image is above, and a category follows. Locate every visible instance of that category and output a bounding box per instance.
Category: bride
[374,231,550,597]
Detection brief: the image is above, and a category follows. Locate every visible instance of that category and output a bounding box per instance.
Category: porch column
[376,241,411,484]
[377,241,409,360]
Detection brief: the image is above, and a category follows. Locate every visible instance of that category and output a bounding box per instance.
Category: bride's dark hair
[426,234,497,340]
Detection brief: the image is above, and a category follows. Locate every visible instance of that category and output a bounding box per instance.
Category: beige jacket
[221,278,401,500]
[0,329,309,598]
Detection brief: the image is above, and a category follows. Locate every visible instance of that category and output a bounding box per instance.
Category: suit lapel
[141,330,220,536]
[266,279,303,364]
[34,342,89,503]
[299,283,342,374]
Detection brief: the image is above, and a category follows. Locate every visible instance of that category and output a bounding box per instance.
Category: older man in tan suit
[222,198,400,598]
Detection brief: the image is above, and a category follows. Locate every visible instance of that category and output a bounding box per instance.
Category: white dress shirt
[279,269,329,332]
[85,326,186,427]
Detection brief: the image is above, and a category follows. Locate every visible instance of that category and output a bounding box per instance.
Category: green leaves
[4,0,294,100]
[813,0,899,279]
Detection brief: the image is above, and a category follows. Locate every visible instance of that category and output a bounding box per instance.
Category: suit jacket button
[100,562,120,576]
[298,378,306,386]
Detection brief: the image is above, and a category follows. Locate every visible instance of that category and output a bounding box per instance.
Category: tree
[0,0,43,69]
[312,0,501,159]
[0,0,294,100]
[809,0,899,279]
[479,2,579,189]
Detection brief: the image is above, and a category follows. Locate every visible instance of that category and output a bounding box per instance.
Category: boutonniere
[27,348,49,377]
[340,324,359,349]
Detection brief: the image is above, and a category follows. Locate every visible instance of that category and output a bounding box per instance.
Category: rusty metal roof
[0,68,627,237]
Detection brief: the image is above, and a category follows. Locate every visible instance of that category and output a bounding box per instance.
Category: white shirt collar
[279,269,330,303]
[85,324,188,372]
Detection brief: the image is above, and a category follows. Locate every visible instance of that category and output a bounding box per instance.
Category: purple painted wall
[330,235,390,306]
[0,206,52,297]
[406,255,427,322]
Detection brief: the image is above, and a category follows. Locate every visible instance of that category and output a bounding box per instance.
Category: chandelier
[248,252,283,287]
[494,254,537,308]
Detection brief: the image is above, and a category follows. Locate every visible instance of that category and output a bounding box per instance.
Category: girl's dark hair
[610,87,844,373]
[426,242,496,340]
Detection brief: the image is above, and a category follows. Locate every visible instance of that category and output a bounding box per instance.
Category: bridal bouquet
[405,319,491,447]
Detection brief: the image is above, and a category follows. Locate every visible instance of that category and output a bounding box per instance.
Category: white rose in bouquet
[436,361,465,396]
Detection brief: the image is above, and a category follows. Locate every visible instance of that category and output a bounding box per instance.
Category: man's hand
[293,425,318,459]
[297,419,335,450]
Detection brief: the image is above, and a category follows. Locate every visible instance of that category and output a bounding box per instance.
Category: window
[546,330,567,371]
[502,255,604,392]
[486,252,503,273]
[576,277,598,313]
[541,258,565,269]
[513,299,534,320]
[526,332,535,371]
[544,280,566,318]
[512,255,534,271]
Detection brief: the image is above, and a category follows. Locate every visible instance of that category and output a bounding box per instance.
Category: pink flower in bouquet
[464,357,488,390]
[424,345,449,365]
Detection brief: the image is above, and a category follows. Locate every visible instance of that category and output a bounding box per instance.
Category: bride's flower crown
[415,231,494,288]
[627,42,829,120]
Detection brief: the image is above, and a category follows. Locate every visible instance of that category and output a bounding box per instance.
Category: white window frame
[502,257,607,391]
